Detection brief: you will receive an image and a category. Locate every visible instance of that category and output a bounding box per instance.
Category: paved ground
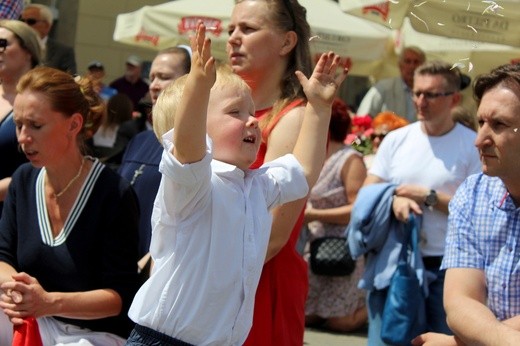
[304,326,368,346]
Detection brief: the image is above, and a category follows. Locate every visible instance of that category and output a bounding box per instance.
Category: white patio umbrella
[113,1,232,60]
[397,17,520,78]
[339,0,520,47]
[338,0,520,47]
[113,0,395,77]
[394,16,520,111]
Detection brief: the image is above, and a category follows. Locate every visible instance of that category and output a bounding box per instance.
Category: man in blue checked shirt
[0,0,23,19]
[413,63,520,345]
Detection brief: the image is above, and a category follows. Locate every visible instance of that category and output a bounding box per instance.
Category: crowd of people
[1,0,520,345]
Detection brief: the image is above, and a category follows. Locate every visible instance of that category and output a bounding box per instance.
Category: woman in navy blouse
[0,66,140,345]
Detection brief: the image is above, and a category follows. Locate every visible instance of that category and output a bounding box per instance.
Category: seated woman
[0,67,140,345]
[304,98,368,333]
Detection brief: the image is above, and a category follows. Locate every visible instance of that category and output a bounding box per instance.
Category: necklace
[49,157,85,199]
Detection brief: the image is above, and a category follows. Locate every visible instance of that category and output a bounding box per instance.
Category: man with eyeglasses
[357,46,426,123]
[361,60,481,345]
[412,65,520,346]
[20,3,76,74]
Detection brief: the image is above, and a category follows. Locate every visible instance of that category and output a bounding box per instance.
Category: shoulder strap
[262,99,305,141]
[399,214,419,262]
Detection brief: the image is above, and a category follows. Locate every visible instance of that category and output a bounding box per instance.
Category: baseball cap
[126,55,142,67]
[87,60,104,70]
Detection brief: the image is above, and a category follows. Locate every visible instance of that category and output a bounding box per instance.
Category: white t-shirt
[369,122,481,256]
[128,130,308,345]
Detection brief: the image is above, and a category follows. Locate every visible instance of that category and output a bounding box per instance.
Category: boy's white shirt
[128,129,308,345]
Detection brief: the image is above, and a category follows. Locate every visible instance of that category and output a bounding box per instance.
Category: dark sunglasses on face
[0,38,7,53]
[413,91,455,100]
[370,133,387,141]
[20,18,42,26]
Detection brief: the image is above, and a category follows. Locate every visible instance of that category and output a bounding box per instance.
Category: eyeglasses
[370,133,387,141]
[20,18,43,26]
[412,91,455,100]
[0,39,7,53]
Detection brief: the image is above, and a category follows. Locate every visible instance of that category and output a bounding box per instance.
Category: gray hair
[24,4,53,25]
[399,46,426,63]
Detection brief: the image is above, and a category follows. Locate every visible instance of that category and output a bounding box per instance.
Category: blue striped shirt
[0,0,22,19]
[442,173,520,320]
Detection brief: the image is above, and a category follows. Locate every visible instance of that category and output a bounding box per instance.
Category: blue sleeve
[442,176,482,269]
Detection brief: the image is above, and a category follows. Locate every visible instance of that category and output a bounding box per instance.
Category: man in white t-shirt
[363,60,481,345]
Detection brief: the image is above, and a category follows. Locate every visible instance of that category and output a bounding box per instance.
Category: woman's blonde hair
[0,19,41,68]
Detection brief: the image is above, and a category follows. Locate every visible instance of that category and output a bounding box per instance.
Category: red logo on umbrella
[362,2,390,21]
[135,28,160,46]
[178,17,223,37]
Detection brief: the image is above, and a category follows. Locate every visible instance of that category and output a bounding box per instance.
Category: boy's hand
[189,21,216,89]
[295,51,348,108]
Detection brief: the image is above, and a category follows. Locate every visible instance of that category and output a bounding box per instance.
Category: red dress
[244,99,308,346]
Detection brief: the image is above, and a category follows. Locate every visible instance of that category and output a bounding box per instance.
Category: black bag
[309,236,356,276]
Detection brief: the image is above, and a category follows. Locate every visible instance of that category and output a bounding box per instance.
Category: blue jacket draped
[346,183,426,293]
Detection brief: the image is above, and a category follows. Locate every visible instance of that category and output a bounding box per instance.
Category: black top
[0,160,140,337]
[0,111,28,218]
[45,38,77,75]
[118,130,162,258]
[109,77,149,110]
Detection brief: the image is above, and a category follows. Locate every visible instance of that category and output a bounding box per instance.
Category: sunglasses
[0,38,7,53]
[20,18,43,26]
[370,133,387,141]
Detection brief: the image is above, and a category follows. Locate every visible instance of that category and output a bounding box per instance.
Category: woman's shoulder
[12,162,39,181]
[277,99,306,119]
[264,99,306,135]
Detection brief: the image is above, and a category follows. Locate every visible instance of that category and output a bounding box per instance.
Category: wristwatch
[424,189,438,207]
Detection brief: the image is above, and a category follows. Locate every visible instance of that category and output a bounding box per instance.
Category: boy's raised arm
[293,52,348,188]
[173,22,216,164]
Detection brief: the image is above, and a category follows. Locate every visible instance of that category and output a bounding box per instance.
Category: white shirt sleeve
[258,154,309,209]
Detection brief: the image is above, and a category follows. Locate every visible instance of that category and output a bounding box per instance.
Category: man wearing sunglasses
[361,60,481,345]
[20,3,76,74]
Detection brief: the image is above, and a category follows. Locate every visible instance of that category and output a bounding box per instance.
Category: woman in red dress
[227,1,314,344]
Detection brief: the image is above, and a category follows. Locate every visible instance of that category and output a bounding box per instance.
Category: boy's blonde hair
[153,64,251,141]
